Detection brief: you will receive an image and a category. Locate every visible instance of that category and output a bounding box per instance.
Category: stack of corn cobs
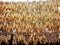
[0,0,60,45]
